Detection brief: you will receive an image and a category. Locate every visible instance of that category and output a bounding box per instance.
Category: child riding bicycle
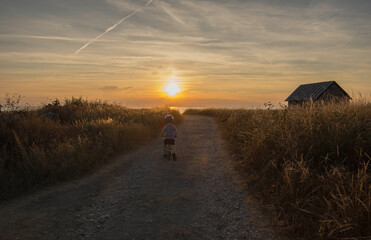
[162,115,177,160]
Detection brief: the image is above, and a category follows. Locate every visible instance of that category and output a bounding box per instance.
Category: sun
[164,81,181,97]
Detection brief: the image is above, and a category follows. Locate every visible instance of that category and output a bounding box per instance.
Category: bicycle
[165,144,176,161]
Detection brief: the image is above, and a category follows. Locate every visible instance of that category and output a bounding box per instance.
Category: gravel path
[0,115,277,240]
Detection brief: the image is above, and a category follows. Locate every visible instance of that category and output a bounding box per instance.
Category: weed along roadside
[0,97,183,201]
[184,101,371,240]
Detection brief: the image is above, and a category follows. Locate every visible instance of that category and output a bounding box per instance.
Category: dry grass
[0,97,182,201]
[184,100,371,239]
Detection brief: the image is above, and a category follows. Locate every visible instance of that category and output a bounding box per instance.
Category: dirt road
[0,116,277,240]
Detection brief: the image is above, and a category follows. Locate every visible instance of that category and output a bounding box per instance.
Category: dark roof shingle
[285,81,335,101]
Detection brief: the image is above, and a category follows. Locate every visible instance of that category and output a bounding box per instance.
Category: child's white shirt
[162,124,177,139]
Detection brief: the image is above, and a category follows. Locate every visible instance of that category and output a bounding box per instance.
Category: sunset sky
[1,0,370,107]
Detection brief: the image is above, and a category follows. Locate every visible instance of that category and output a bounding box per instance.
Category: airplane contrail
[160,4,185,25]
[145,0,153,6]
[75,0,154,54]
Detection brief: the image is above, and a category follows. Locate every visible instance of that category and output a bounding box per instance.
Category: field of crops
[184,101,371,239]
[0,97,182,201]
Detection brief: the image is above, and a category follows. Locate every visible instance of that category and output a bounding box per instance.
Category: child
[162,115,177,160]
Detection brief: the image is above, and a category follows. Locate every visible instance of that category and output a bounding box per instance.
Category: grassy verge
[184,101,370,239]
[0,97,182,201]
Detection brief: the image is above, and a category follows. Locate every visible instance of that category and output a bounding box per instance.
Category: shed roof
[285,81,341,101]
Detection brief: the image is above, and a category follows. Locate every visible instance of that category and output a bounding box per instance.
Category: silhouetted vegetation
[0,97,182,201]
[184,100,371,239]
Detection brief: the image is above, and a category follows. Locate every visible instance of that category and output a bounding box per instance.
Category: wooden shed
[285,81,351,107]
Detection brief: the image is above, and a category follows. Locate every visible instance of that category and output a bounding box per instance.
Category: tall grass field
[0,97,182,201]
[184,101,370,239]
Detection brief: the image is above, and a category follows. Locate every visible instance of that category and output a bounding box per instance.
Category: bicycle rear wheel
[166,145,172,160]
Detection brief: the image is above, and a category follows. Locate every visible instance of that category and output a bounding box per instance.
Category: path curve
[0,116,277,240]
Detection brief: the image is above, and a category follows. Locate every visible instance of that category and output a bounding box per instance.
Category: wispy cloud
[74,0,153,54]
[99,86,133,92]
[0,34,114,43]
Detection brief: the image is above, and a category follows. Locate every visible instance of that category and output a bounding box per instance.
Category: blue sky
[0,0,370,106]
